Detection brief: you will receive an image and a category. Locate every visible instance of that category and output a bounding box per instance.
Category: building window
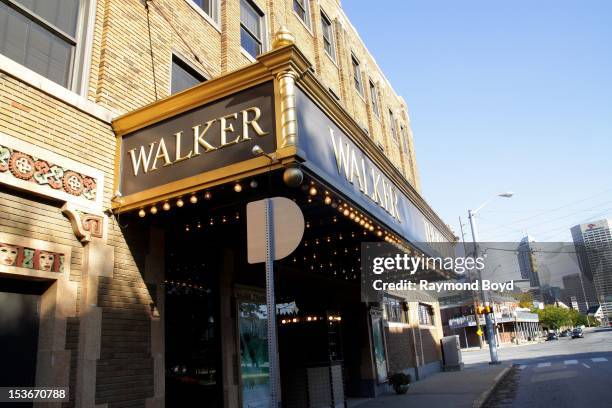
[190,0,218,23]
[351,54,363,95]
[383,296,408,323]
[171,55,206,94]
[293,0,310,28]
[369,79,380,117]
[400,125,411,154]
[320,11,335,60]
[388,109,399,144]
[0,0,83,89]
[240,0,264,58]
[418,303,434,326]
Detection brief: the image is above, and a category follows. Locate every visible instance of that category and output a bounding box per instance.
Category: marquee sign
[118,81,276,197]
[295,88,450,246]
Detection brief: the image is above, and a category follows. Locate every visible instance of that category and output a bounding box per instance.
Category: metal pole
[459,216,483,349]
[468,209,500,364]
[265,199,281,407]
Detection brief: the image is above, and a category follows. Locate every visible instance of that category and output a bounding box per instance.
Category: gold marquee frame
[111,27,455,243]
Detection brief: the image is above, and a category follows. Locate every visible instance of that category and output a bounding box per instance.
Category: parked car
[571,328,584,339]
[559,329,571,337]
[546,332,559,341]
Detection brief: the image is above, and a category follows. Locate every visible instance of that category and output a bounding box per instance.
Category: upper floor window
[171,54,206,94]
[400,125,411,154]
[418,303,434,326]
[351,53,363,95]
[383,296,408,323]
[240,0,264,58]
[293,0,310,28]
[320,11,335,60]
[388,109,399,144]
[369,79,380,116]
[189,0,218,24]
[0,0,83,89]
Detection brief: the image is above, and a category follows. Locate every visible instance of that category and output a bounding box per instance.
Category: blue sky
[342,0,612,243]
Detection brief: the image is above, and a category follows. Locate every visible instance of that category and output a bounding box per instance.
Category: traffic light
[476,305,493,314]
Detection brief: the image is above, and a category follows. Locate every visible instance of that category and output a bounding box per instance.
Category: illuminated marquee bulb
[349,212,355,219]
[162,202,171,211]
[377,230,383,237]
[324,195,332,205]
[234,182,242,192]
[369,225,375,231]
[138,209,146,218]
[204,191,212,200]
[176,198,184,207]
[308,186,317,196]
[343,209,350,216]
[359,220,365,226]
[150,206,158,215]
[190,195,198,204]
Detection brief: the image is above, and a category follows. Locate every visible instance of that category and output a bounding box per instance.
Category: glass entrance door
[237,299,270,408]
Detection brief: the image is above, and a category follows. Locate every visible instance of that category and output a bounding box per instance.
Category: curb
[471,365,514,408]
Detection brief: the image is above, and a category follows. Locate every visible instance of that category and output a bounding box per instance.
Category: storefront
[108,32,454,407]
[0,26,453,407]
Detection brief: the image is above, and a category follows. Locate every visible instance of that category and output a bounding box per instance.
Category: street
[463,327,612,407]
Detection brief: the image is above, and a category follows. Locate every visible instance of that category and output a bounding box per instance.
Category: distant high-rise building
[571,219,612,324]
[561,273,598,314]
[517,235,541,289]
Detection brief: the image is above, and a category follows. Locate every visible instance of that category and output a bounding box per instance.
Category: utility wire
[478,188,612,235]
[145,0,158,100]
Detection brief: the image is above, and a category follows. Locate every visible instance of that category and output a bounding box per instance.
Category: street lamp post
[468,192,513,365]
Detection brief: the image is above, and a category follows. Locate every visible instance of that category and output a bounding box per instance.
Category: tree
[517,293,534,308]
[536,305,570,330]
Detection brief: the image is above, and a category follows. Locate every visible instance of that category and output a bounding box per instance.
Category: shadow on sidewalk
[347,362,511,408]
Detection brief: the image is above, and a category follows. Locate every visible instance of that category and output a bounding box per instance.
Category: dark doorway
[0,277,51,408]
[164,231,223,407]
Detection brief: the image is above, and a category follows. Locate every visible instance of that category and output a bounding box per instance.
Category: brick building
[0,0,453,406]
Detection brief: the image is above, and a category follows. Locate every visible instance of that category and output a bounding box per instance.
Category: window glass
[418,304,434,326]
[383,297,407,323]
[0,1,74,87]
[321,12,334,58]
[369,80,380,116]
[240,0,263,58]
[14,0,79,37]
[192,0,213,18]
[351,55,362,94]
[389,109,398,143]
[171,55,205,94]
[293,0,309,26]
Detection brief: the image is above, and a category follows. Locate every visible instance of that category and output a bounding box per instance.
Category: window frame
[240,0,266,59]
[351,52,364,96]
[293,0,311,29]
[400,124,411,154]
[169,53,207,95]
[383,296,408,324]
[320,9,336,61]
[418,303,435,326]
[369,79,380,117]
[0,0,93,94]
[185,0,220,29]
[388,108,399,144]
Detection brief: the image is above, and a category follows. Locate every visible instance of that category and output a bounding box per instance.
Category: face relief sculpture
[0,244,18,266]
[39,251,55,271]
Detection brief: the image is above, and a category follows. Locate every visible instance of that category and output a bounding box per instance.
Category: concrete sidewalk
[348,362,512,408]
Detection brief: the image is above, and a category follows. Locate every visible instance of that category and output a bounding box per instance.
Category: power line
[478,188,612,235]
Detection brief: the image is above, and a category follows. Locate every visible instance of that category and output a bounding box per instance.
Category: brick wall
[84,0,421,189]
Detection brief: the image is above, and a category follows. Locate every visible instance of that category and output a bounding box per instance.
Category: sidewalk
[348,362,512,408]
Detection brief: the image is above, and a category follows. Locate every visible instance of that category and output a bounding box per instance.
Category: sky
[342,0,612,243]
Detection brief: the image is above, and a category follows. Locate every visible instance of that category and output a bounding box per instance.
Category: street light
[468,192,514,364]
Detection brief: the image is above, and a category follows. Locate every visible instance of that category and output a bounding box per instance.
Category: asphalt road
[463,327,612,408]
